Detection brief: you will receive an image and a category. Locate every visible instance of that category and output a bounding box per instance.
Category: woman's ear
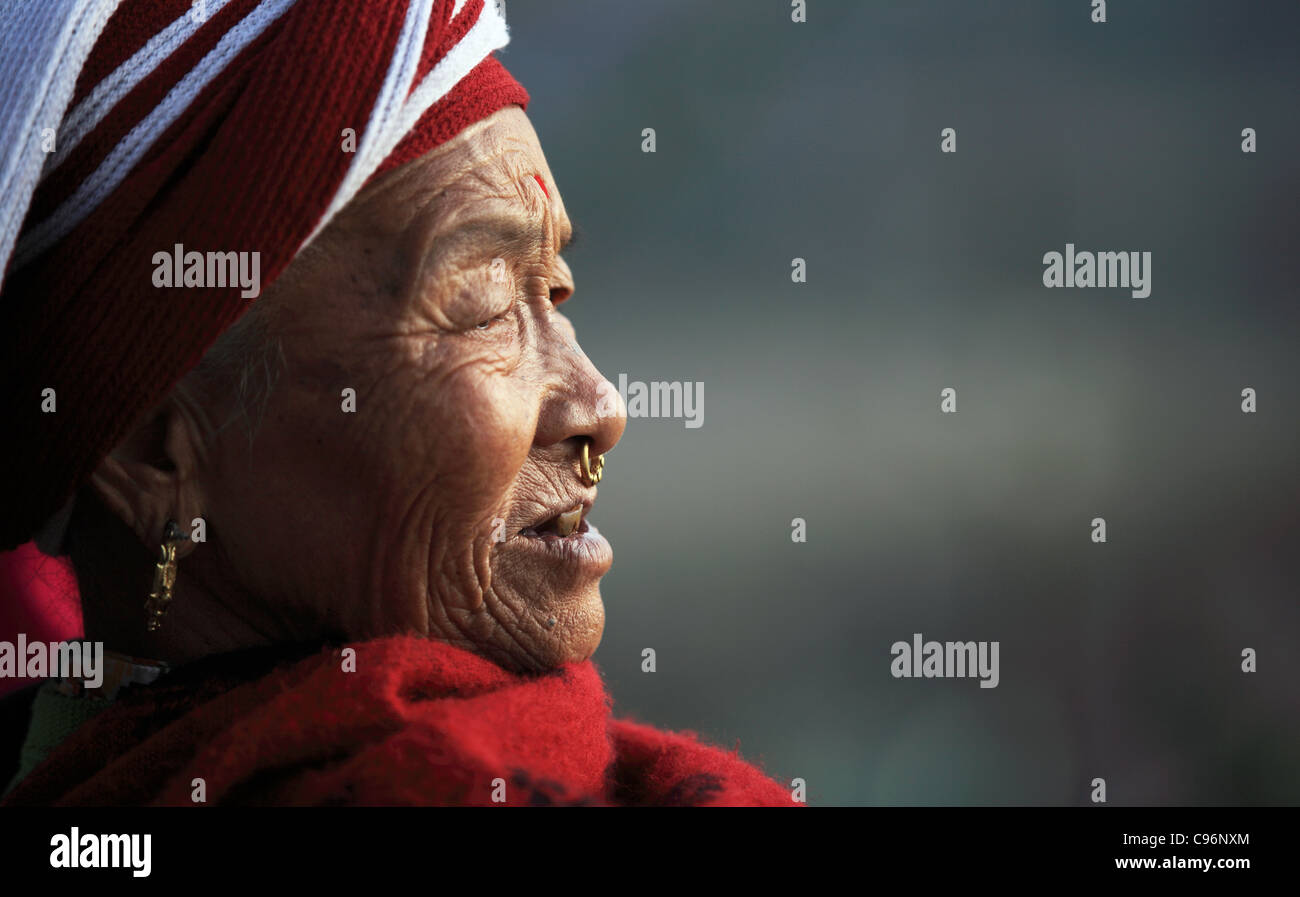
[87,393,208,559]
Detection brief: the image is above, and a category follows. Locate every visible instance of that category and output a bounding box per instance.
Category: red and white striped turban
[0,0,529,550]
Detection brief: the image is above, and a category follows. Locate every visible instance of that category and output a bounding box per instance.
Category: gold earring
[145,521,188,632]
[580,438,604,487]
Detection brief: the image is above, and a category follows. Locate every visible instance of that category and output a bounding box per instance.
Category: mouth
[518,499,592,541]
[508,494,612,573]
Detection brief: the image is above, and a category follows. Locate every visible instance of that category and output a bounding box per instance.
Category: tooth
[555,506,582,537]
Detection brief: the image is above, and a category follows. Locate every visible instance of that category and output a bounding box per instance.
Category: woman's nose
[535,321,626,460]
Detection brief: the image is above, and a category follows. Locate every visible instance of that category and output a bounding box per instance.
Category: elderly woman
[0,0,790,806]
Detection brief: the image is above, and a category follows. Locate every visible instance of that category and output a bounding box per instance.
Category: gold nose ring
[580,438,604,486]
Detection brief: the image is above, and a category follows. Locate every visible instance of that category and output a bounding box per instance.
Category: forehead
[355,107,569,259]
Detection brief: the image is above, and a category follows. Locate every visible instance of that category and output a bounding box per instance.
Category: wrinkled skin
[89,106,626,672]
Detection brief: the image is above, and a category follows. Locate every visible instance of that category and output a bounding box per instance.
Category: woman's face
[188,106,626,672]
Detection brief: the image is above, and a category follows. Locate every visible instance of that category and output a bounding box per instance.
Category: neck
[73,526,286,669]
[83,576,280,668]
[66,489,310,668]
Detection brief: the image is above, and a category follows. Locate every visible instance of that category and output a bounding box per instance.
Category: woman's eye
[473,309,511,331]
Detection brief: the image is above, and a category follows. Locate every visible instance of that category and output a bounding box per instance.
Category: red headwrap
[0,0,528,551]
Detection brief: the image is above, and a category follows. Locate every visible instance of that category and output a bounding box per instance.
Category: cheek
[432,366,539,513]
[200,351,543,590]
[209,385,352,519]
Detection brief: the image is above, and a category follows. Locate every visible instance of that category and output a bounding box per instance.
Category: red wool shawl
[3,636,797,807]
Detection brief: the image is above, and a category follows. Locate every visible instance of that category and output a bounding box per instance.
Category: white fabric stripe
[0,0,119,294]
[303,0,434,247]
[11,0,297,270]
[303,0,509,249]
[45,0,236,177]
[398,3,508,148]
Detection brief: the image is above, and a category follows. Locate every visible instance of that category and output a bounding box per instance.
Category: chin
[565,590,606,663]
[529,585,607,671]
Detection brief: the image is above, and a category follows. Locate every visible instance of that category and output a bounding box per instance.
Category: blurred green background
[502,0,1300,805]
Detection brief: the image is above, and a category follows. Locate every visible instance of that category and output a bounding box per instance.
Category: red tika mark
[533,173,549,198]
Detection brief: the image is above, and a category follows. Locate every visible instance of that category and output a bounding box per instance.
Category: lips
[508,495,612,573]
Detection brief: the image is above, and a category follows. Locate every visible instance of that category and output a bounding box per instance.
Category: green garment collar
[4,682,112,797]
[4,650,168,797]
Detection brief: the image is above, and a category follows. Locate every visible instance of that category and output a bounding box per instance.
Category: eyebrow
[424,211,576,272]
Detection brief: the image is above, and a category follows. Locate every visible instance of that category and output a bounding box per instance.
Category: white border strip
[302,0,434,247]
[45,0,237,176]
[0,0,119,292]
[398,3,508,142]
[303,0,510,249]
[12,0,296,269]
